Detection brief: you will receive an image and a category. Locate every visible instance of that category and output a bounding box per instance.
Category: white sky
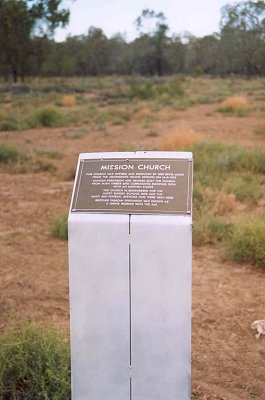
[55,0,237,42]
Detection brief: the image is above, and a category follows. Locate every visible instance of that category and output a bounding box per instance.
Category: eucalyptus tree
[220,0,265,76]
[0,0,70,81]
[135,9,169,76]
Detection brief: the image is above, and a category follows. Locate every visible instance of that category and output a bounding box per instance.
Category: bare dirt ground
[0,103,265,399]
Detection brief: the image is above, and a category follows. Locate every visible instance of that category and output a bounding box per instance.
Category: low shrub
[0,143,25,164]
[0,116,19,131]
[226,175,263,203]
[226,217,265,268]
[51,214,68,240]
[36,147,63,159]
[34,160,57,173]
[194,186,237,216]
[0,323,71,400]
[192,142,265,179]
[127,76,184,100]
[192,65,203,78]
[0,143,30,173]
[60,95,76,107]
[193,211,233,246]
[159,128,202,151]
[25,107,63,128]
[218,96,248,115]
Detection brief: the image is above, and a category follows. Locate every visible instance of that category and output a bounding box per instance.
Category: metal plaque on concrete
[71,158,192,214]
[69,151,192,400]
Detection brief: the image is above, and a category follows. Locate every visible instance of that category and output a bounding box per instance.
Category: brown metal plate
[71,158,192,215]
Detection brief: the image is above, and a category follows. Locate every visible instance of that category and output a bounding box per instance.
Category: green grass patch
[192,142,265,187]
[0,115,19,131]
[127,76,185,100]
[0,143,31,172]
[193,211,233,246]
[34,160,57,173]
[0,143,27,165]
[225,217,265,268]
[36,147,63,159]
[0,323,70,400]
[226,175,263,203]
[24,107,64,128]
[51,214,68,240]
[0,143,58,174]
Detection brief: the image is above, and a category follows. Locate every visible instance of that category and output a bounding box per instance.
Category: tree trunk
[12,65,18,83]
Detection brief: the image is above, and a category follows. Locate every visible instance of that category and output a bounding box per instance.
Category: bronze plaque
[71,158,192,215]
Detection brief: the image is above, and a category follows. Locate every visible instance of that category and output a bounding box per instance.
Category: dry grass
[219,96,248,111]
[135,106,151,120]
[61,95,76,107]
[204,188,237,216]
[159,128,202,150]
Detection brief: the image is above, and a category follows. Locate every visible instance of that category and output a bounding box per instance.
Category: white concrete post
[68,151,193,400]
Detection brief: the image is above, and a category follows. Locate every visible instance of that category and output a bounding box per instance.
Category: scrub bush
[25,107,63,128]
[0,143,30,172]
[226,175,263,203]
[0,116,19,131]
[218,96,249,116]
[0,143,25,164]
[51,214,68,240]
[193,211,233,246]
[0,323,71,400]
[226,217,265,268]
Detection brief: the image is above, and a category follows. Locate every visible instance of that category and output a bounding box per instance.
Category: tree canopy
[1,0,265,80]
[0,0,70,81]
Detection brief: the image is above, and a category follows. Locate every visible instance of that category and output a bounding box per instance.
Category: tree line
[1,0,265,81]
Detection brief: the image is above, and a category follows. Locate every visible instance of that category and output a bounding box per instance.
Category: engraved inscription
[71,158,192,214]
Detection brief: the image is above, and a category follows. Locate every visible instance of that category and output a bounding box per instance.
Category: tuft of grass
[146,129,160,137]
[0,116,19,131]
[159,129,202,150]
[226,217,265,268]
[0,323,71,400]
[127,76,184,100]
[226,175,263,203]
[34,160,57,173]
[36,147,63,159]
[0,143,26,164]
[60,95,76,107]
[25,107,63,128]
[51,214,68,240]
[196,95,216,104]
[192,142,265,183]
[218,96,249,116]
[196,186,237,216]
[0,143,31,173]
[193,212,233,246]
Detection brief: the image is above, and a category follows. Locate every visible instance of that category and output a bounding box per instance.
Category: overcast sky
[55,0,237,42]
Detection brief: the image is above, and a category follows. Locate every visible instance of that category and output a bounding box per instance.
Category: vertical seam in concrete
[129,214,133,399]
[129,242,132,368]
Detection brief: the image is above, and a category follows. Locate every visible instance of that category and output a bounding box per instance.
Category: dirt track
[1,103,265,399]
